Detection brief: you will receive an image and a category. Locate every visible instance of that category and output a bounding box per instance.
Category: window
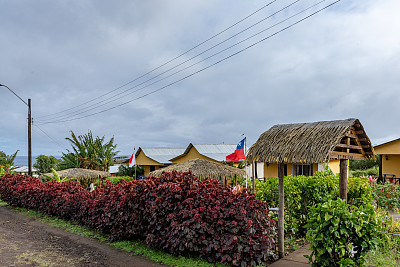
[294,164,313,176]
[149,165,156,172]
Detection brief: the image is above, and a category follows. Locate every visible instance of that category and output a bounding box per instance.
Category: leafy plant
[0,150,18,175]
[372,183,400,209]
[305,199,379,266]
[117,164,144,177]
[60,131,119,171]
[0,172,278,266]
[33,155,60,174]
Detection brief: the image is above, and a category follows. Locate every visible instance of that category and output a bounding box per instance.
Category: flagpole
[134,146,137,179]
[242,134,248,189]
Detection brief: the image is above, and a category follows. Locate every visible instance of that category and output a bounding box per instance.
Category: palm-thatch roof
[40,168,110,180]
[148,158,245,180]
[247,118,374,164]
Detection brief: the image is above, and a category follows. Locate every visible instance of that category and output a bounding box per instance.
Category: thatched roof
[40,168,110,180]
[148,158,245,179]
[247,118,374,164]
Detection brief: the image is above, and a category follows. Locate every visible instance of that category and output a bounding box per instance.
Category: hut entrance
[247,118,374,259]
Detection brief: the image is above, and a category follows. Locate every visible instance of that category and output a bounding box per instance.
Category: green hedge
[254,169,372,237]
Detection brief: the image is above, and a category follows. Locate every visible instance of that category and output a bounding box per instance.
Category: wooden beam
[335,143,362,150]
[345,133,358,139]
[339,159,348,203]
[277,162,285,259]
[358,138,367,142]
[329,151,367,160]
[355,130,364,134]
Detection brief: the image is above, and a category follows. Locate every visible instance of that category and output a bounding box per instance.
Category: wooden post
[378,155,383,183]
[339,159,348,203]
[252,160,256,194]
[277,162,285,258]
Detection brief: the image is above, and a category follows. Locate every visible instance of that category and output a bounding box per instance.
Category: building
[374,138,400,180]
[170,143,237,164]
[135,147,185,176]
[247,118,374,178]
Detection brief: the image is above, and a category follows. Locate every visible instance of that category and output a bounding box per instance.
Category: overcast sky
[1,0,399,158]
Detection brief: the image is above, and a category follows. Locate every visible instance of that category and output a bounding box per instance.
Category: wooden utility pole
[252,160,256,193]
[28,99,32,176]
[277,162,285,258]
[339,159,348,202]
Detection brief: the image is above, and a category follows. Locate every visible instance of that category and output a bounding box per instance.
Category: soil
[0,206,168,267]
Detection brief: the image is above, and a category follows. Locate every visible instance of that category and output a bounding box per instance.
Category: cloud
[1,0,399,157]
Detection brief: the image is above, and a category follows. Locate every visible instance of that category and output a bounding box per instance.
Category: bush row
[0,172,277,266]
[254,169,373,237]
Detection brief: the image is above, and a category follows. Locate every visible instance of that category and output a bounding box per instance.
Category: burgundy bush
[0,172,277,266]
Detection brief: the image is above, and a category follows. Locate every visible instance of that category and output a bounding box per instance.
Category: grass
[0,200,226,267]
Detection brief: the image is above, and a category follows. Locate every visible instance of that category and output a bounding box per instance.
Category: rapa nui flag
[226,138,245,161]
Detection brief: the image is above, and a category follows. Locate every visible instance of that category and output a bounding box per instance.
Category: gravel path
[0,206,167,267]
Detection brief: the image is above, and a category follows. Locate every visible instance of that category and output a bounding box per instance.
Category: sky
[1,0,399,158]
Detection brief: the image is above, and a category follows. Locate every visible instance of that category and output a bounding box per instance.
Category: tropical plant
[305,199,379,266]
[0,150,18,175]
[60,131,119,171]
[33,155,60,174]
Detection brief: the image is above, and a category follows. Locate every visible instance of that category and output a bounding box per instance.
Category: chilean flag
[226,138,245,161]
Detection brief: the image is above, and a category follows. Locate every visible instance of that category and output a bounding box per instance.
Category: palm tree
[61,131,119,171]
[0,150,19,174]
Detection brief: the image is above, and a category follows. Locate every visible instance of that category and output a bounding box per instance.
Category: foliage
[350,166,378,178]
[117,164,144,177]
[0,150,18,175]
[105,176,135,185]
[33,155,60,174]
[372,182,400,209]
[253,169,373,237]
[349,156,379,171]
[60,130,119,171]
[0,172,278,266]
[305,199,379,266]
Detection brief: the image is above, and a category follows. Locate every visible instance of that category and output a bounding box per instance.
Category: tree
[33,155,60,174]
[117,164,144,177]
[60,131,119,171]
[0,150,18,175]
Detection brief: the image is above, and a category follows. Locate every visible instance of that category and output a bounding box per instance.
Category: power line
[35,0,304,123]
[33,124,65,150]
[35,0,278,120]
[36,0,343,125]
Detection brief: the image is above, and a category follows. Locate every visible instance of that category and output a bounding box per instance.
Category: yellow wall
[264,163,278,178]
[136,150,161,166]
[327,160,340,174]
[171,147,219,164]
[382,155,400,178]
[375,139,400,155]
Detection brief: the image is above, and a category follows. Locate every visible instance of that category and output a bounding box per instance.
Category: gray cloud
[1,0,399,158]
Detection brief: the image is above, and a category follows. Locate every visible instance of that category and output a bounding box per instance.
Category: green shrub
[305,199,379,266]
[254,170,373,237]
[372,183,400,209]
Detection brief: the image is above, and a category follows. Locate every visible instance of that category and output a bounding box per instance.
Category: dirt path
[0,206,167,267]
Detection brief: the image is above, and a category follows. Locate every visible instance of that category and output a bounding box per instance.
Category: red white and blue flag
[226,138,245,161]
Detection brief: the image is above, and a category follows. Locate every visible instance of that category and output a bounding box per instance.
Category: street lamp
[0,84,32,176]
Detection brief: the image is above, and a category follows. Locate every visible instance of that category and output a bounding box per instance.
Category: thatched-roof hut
[148,158,245,182]
[40,168,110,180]
[247,118,374,258]
[247,118,374,164]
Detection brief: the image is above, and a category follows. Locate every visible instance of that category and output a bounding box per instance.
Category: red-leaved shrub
[0,172,277,266]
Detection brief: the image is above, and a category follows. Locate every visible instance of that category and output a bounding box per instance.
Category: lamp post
[0,84,32,176]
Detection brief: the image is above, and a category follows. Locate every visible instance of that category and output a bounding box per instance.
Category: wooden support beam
[329,151,366,160]
[355,130,364,134]
[378,155,383,183]
[358,138,367,142]
[339,159,348,203]
[277,162,285,259]
[335,143,362,150]
[345,133,358,139]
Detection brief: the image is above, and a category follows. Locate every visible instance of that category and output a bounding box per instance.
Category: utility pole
[28,99,32,176]
[0,84,32,175]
